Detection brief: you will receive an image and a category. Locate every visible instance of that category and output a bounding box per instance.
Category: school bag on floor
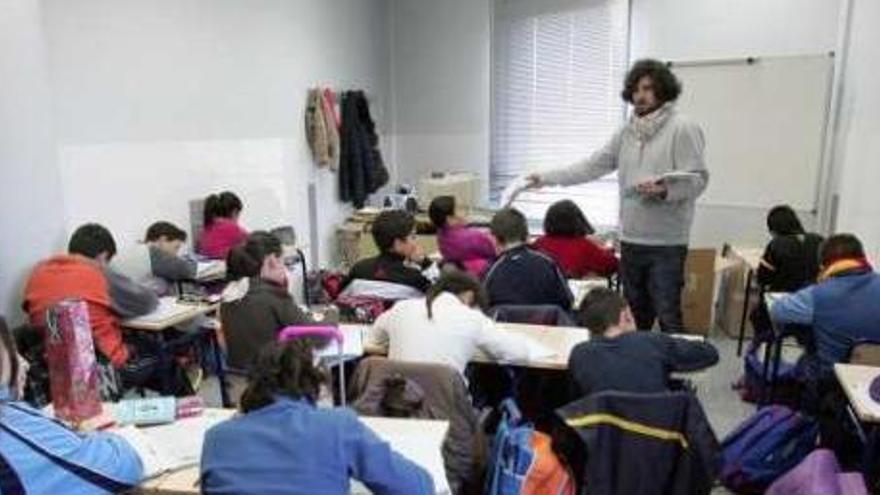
[718,405,818,494]
[765,449,868,495]
[485,399,575,495]
[735,341,803,407]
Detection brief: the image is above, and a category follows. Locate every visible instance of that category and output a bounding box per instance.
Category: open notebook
[123,296,196,326]
[112,409,236,479]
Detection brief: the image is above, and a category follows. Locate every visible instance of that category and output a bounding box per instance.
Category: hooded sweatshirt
[539,104,708,246]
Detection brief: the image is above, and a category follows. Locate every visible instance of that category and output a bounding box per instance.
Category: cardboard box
[714,255,760,339]
[681,248,717,335]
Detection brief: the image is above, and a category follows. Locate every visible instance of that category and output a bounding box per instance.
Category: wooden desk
[121,297,219,331]
[137,415,450,495]
[835,364,880,423]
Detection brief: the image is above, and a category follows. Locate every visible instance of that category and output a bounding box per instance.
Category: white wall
[0,0,67,323]
[389,0,491,201]
[42,0,392,266]
[832,0,880,260]
[630,0,842,249]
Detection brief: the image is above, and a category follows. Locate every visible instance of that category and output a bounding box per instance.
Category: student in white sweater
[367,271,540,375]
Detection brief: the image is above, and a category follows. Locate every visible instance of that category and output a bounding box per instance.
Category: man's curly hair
[621,59,682,105]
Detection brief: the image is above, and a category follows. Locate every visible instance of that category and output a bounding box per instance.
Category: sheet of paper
[499,175,531,208]
[110,426,174,479]
[135,409,236,472]
[315,325,365,360]
[196,260,226,280]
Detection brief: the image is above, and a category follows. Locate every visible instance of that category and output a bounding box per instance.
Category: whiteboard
[673,54,833,211]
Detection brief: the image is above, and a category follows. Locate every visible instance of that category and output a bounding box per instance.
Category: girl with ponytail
[198,191,248,259]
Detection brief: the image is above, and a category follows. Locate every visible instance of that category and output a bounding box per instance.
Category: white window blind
[491,0,629,231]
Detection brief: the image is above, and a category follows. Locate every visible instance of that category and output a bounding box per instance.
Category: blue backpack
[736,342,803,407]
[719,405,818,494]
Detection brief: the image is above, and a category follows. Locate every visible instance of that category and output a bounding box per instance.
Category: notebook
[113,397,176,426]
[123,296,194,325]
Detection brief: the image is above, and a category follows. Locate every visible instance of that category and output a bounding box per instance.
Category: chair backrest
[847,340,880,367]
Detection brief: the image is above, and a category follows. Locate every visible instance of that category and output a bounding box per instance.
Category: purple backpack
[719,405,818,494]
[766,449,867,495]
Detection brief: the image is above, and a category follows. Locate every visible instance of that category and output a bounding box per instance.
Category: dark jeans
[620,242,688,332]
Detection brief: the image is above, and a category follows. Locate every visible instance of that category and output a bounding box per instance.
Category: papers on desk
[123,297,195,326]
[195,260,226,281]
[113,409,236,479]
[316,325,365,361]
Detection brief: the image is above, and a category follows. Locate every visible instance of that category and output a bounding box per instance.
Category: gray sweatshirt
[539,104,708,246]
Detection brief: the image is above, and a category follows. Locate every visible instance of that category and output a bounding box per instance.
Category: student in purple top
[429,195,496,278]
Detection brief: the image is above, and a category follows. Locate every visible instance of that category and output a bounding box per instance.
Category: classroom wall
[832,0,880,260]
[629,0,842,249]
[41,0,392,267]
[0,0,67,323]
[388,0,492,201]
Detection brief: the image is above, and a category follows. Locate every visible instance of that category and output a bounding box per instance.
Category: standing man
[527,59,708,332]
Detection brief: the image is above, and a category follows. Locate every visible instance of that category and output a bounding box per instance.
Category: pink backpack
[765,449,867,495]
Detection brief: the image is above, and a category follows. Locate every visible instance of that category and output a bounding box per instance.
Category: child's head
[68,223,117,264]
[766,205,804,237]
[819,233,865,268]
[226,231,286,285]
[425,271,487,318]
[203,191,243,227]
[543,199,594,238]
[145,221,188,256]
[428,195,463,229]
[371,210,419,259]
[239,339,328,413]
[0,316,22,400]
[577,288,635,336]
[490,208,529,249]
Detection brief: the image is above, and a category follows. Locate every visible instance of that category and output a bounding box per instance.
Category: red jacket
[23,255,129,367]
[533,235,619,278]
[198,218,248,260]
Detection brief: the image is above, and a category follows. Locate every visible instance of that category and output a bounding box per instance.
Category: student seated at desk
[0,316,145,494]
[367,271,534,376]
[113,221,197,295]
[201,339,434,495]
[429,195,496,278]
[23,224,161,389]
[343,210,434,294]
[198,191,248,260]
[483,208,573,309]
[757,205,824,292]
[568,288,718,396]
[533,199,618,278]
[770,234,880,387]
[221,231,312,371]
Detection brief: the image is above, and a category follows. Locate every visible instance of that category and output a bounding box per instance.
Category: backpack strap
[0,408,135,493]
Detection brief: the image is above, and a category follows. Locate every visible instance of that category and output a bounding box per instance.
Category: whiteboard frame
[667,53,836,214]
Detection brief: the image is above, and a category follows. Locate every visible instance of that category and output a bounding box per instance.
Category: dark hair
[226,231,282,279]
[371,210,416,254]
[0,317,20,399]
[145,221,188,242]
[425,271,487,318]
[819,233,865,266]
[68,223,117,260]
[203,191,243,227]
[543,200,595,237]
[621,59,682,105]
[239,339,328,413]
[577,288,627,334]
[766,205,805,236]
[428,195,456,229]
[490,208,529,245]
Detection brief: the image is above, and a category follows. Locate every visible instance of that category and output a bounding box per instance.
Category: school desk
[835,363,880,483]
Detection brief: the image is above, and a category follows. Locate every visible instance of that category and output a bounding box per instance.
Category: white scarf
[628,102,675,143]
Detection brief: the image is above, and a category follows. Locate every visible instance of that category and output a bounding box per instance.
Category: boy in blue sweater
[200,338,433,495]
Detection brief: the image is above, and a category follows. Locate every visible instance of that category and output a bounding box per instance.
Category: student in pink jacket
[198,191,249,259]
[429,195,497,278]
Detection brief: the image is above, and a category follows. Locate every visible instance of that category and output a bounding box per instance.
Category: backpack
[335,294,388,323]
[765,449,868,495]
[734,341,803,407]
[485,399,575,495]
[719,405,818,494]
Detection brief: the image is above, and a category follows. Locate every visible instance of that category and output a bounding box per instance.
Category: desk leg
[767,334,784,404]
[863,425,878,489]
[737,268,754,356]
[209,328,231,408]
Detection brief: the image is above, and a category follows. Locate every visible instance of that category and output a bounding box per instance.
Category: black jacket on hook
[339,91,389,208]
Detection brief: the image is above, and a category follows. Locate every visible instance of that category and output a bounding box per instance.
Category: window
[491,0,629,231]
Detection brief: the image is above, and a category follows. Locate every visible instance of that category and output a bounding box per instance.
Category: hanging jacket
[557,391,719,495]
[339,91,389,208]
[305,88,340,170]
